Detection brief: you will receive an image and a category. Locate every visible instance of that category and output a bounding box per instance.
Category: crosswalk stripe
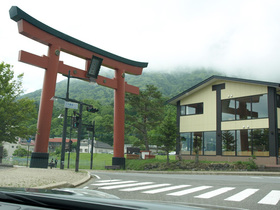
[93,179,280,206]
[225,188,259,202]
[142,185,191,194]
[258,190,280,205]
[91,181,137,186]
[120,184,171,192]
[195,187,235,199]
[99,182,154,190]
[95,179,121,183]
[168,186,212,196]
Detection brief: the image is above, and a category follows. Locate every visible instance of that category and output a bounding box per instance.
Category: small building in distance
[48,138,113,154]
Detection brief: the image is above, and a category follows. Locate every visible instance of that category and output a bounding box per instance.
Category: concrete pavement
[0,166,91,189]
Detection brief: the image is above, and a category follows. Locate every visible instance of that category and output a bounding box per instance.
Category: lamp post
[67,118,72,169]
[75,103,83,172]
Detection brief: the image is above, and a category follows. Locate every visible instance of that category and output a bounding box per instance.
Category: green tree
[125,85,165,150]
[153,106,177,164]
[71,142,77,151]
[55,146,61,156]
[0,62,37,144]
[13,147,28,157]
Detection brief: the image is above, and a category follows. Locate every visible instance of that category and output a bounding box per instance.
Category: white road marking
[142,185,191,194]
[95,179,121,183]
[225,188,259,202]
[90,179,280,206]
[168,186,212,196]
[92,181,137,186]
[258,190,280,205]
[99,182,154,190]
[92,174,101,179]
[120,184,171,192]
[195,187,235,199]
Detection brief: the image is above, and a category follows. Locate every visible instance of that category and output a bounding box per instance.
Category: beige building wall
[220,81,267,100]
[180,85,216,132]
[222,118,269,130]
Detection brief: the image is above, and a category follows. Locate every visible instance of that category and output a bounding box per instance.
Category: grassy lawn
[49,153,113,169]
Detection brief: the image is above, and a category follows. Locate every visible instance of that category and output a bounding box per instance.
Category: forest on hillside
[22,69,222,148]
[24,69,221,104]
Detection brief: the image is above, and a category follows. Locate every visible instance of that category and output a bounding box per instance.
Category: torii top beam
[9,6,148,94]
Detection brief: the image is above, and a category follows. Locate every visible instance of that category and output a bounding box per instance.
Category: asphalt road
[78,171,280,210]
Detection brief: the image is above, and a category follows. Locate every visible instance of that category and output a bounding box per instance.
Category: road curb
[35,170,92,189]
[72,170,92,187]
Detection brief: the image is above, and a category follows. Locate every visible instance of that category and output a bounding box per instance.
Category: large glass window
[252,129,269,156]
[180,132,216,156]
[204,132,216,155]
[237,130,252,156]
[192,132,203,155]
[236,97,251,120]
[180,103,203,116]
[222,99,235,121]
[180,133,191,155]
[222,129,269,157]
[222,94,268,121]
[251,95,268,119]
[222,130,236,155]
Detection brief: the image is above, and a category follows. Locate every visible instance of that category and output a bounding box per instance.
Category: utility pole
[90,121,95,169]
[75,104,83,172]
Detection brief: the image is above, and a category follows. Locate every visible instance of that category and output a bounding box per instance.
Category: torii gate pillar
[113,69,126,166]
[9,6,148,169]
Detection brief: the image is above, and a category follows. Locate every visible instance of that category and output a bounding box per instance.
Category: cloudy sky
[1,0,280,93]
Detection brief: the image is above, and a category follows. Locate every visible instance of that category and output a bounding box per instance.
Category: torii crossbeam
[9,6,148,169]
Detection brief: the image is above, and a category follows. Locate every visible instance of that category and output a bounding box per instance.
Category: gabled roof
[167,75,280,105]
[94,140,113,149]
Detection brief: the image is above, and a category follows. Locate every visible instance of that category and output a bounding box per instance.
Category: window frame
[180,102,203,116]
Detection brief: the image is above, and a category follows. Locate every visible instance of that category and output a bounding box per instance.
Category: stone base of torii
[9,6,148,169]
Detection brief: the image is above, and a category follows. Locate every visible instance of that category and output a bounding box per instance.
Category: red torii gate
[9,6,148,168]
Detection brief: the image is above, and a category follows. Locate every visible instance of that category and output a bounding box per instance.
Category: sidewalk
[0,166,91,189]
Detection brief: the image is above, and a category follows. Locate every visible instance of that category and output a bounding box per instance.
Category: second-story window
[181,103,203,116]
[222,94,268,121]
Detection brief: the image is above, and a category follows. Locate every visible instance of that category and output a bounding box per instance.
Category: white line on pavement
[225,188,259,202]
[258,190,280,205]
[195,187,235,199]
[99,182,154,190]
[95,179,121,183]
[142,185,191,194]
[92,181,137,186]
[120,184,171,192]
[168,186,213,196]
